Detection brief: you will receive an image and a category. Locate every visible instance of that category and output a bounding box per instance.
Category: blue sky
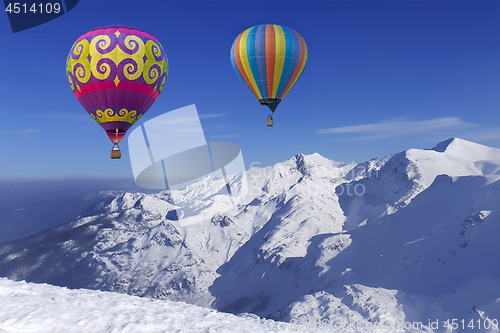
[1,0,499,181]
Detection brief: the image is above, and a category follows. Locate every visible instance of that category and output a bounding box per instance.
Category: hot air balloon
[230,24,307,127]
[66,25,168,159]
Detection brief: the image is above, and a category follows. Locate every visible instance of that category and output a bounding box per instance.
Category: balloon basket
[267,115,273,127]
[111,150,121,159]
[111,143,121,159]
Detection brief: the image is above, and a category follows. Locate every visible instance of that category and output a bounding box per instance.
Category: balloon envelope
[66,25,168,144]
[230,24,307,112]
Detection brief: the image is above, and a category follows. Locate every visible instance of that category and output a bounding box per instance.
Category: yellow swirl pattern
[69,39,91,86]
[92,108,142,125]
[89,36,112,80]
[143,40,166,84]
[123,36,145,81]
[88,34,145,81]
[67,73,75,91]
[67,29,168,95]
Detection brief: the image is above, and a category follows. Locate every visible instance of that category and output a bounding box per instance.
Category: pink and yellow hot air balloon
[66,25,168,159]
[230,24,307,126]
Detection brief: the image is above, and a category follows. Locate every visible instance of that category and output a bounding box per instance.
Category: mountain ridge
[1,137,499,332]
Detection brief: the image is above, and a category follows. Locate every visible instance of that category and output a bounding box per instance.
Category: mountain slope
[1,137,499,332]
[0,278,325,333]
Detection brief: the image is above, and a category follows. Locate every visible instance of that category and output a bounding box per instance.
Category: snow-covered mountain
[0,278,323,333]
[1,137,499,332]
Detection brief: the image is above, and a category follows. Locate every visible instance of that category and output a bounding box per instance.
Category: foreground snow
[0,278,402,333]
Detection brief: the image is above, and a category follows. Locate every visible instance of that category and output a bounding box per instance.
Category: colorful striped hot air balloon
[66,25,168,159]
[230,24,307,126]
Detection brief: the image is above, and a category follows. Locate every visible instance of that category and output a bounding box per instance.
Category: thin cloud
[317,117,478,139]
[199,113,226,119]
[462,127,500,142]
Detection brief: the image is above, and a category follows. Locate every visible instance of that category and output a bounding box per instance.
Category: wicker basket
[111,149,121,159]
[267,115,273,127]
